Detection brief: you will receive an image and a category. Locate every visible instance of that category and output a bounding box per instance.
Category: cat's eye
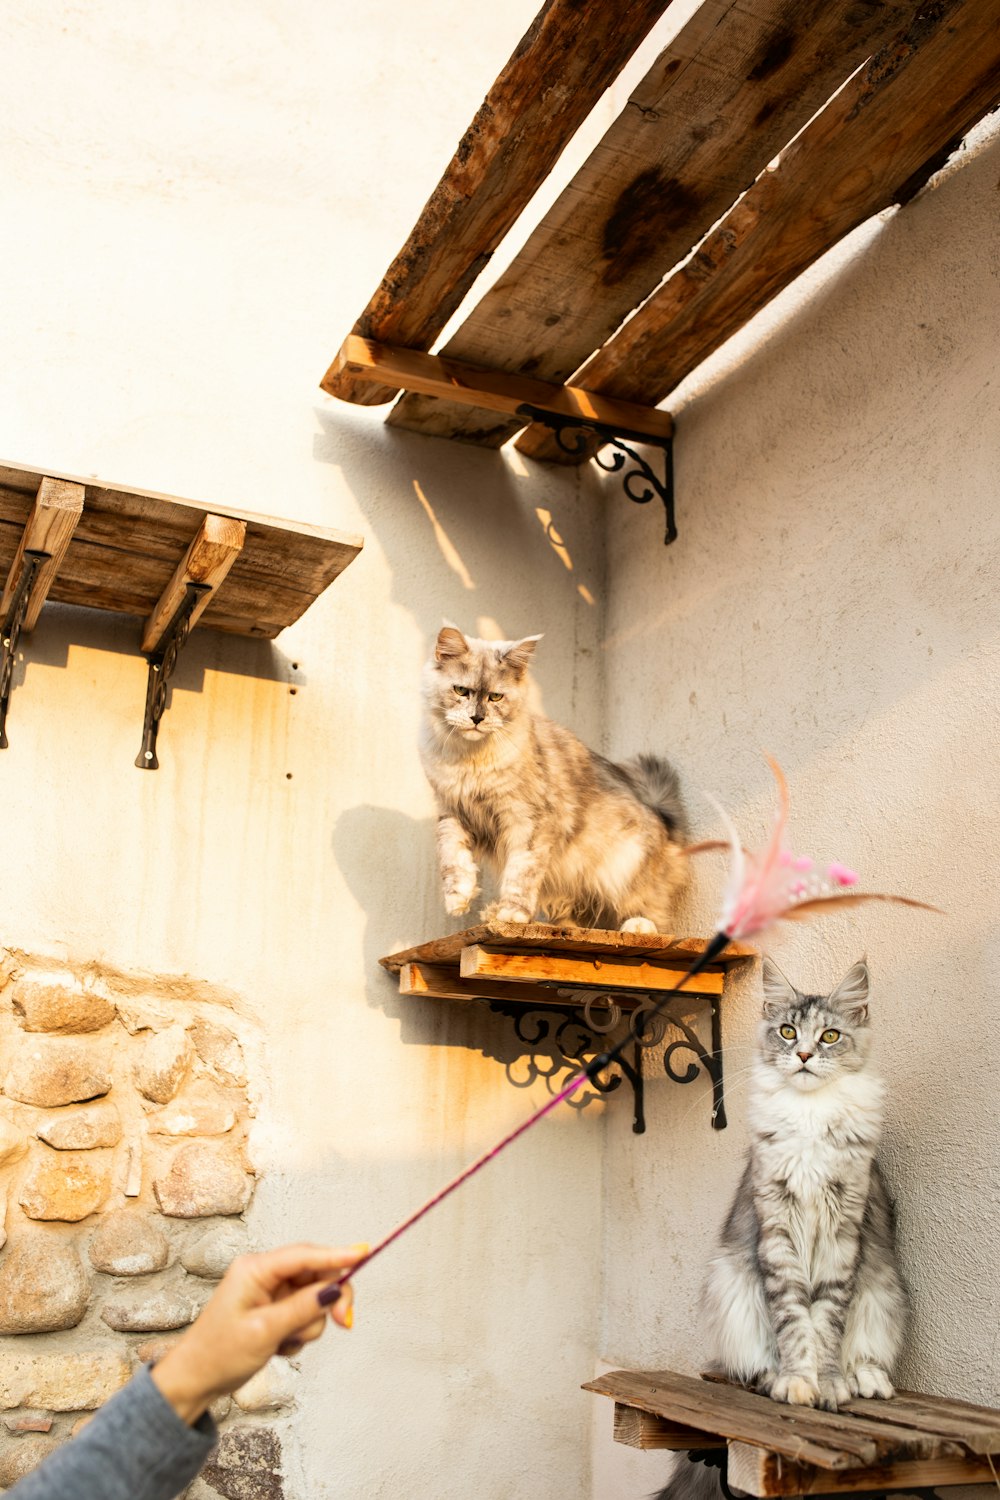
[779,1025,797,1041]
[452,685,471,697]
[820,1028,842,1044]
[488,692,504,702]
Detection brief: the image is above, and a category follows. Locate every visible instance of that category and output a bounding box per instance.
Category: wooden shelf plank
[399,960,628,1010]
[459,944,724,995]
[0,461,362,639]
[331,336,673,443]
[387,0,914,448]
[381,923,756,975]
[583,1370,987,1471]
[0,478,84,630]
[319,0,675,406]
[614,1404,725,1451]
[727,1441,1000,1497]
[517,0,1000,462]
[141,513,246,653]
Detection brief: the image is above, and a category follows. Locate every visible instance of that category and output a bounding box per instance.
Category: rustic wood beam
[320,0,676,406]
[332,335,673,442]
[141,514,246,654]
[613,1404,724,1451]
[516,0,1000,462]
[388,0,915,447]
[0,478,84,630]
[459,945,723,994]
[726,1441,1000,1497]
[398,960,647,1011]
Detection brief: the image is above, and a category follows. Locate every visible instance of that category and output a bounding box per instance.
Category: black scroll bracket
[0,548,51,750]
[135,581,211,770]
[487,987,725,1135]
[515,405,676,545]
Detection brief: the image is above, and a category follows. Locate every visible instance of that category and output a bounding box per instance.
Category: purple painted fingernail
[277,1338,303,1356]
[317,1283,343,1308]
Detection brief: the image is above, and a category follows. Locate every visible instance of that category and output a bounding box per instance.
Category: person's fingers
[247,1243,368,1295]
[296,1315,327,1345]
[329,1279,354,1330]
[261,1279,351,1345]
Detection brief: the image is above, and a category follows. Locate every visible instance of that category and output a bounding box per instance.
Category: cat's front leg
[436,815,480,916]
[486,826,547,923]
[758,1216,820,1407]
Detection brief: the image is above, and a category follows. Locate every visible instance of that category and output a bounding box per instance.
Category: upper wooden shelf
[0,460,363,641]
[586,1369,1000,1497]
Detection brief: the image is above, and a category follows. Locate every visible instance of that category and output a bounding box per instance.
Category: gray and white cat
[655,958,908,1500]
[420,626,688,932]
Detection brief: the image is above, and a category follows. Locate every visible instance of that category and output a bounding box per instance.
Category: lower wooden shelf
[381,923,753,1134]
[585,1368,1000,1495]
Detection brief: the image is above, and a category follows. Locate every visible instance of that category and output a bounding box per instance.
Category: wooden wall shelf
[586,1369,1000,1496]
[381,923,753,1133]
[0,461,363,764]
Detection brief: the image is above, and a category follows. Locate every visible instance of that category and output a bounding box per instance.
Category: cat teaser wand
[317,757,938,1308]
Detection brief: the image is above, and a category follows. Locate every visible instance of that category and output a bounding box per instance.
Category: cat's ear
[502,634,543,676]
[828,959,870,1024]
[761,956,797,1017]
[435,625,469,664]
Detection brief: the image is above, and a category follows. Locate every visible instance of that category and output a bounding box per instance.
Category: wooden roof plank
[516,0,1000,463]
[386,0,914,448]
[319,0,676,407]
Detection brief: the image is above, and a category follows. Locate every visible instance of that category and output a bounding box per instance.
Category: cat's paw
[619,916,658,934]
[847,1365,894,1400]
[817,1373,851,1411]
[481,901,532,924]
[440,876,479,912]
[770,1373,820,1407]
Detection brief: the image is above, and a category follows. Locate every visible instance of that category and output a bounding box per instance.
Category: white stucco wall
[0,4,613,1496]
[595,117,1000,1497]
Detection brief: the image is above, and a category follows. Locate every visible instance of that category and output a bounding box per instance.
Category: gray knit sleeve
[7,1365,217,1500]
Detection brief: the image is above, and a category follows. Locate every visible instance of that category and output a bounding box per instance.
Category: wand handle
[317,929,730,1307]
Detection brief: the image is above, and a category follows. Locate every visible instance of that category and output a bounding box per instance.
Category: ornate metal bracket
[135,581,210,770]
[515,405,676,545]
[488,987,725,1134]
[0,548,50,750]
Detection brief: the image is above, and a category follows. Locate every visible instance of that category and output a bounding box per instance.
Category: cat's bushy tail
[650,1455,727,1500]
[620,753,689,841]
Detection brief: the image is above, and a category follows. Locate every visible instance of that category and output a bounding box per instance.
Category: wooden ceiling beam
[387,0,915,449]
[516,0,1000,463]
[320,0,676,407]
[332,335,673,443]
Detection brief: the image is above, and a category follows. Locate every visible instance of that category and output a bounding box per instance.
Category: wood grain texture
[0,477,84,630]
[397,960,632,1010]
[321,0,675,405]
[582,1370,989,1470]
[333,336,673,440]
[141,513,246,653]
[518,0,1000,461]
[388,0,914,447]
[380,923,756,974]
[0,461,362,639]
[727,1441,1000,1496]
[459,944,724,994]
[614,1403,724,1451]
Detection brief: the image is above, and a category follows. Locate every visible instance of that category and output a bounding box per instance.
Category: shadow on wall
[311,411,603,645]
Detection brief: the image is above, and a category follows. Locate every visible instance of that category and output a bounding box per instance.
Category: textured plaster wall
[595,120,1000,1497]
[0,4,613,1496]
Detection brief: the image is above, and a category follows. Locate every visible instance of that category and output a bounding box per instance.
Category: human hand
[151,1242,366,1424]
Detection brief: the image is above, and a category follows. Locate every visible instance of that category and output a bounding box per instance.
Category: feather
[781,892,944,919]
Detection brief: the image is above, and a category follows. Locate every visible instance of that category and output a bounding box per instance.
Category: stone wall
[0,950,292,1496]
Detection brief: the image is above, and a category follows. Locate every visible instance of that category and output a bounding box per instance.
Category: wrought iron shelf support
[487,986,725,1135]
[0,548,51,750]
[516,405,677,545]
[135,581,211,770]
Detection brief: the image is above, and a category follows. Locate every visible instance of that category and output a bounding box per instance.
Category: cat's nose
[471,711,485,725]
[797,1051,813,1063]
